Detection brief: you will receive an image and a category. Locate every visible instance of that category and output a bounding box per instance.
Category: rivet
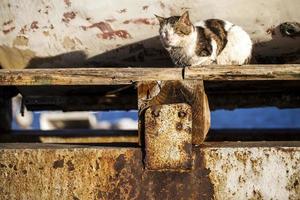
[176,122,183,131]
[152,109,160,117]
[178,111,186,118]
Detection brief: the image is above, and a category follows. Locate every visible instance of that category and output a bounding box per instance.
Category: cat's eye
[181,30,188,34]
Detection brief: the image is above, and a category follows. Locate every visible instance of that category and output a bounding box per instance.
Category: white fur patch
[190,19,251,65]
[194,21,205,27]
[223,20,234,31]
[217,25,252,65]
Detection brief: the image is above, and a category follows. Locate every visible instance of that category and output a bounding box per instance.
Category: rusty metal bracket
[138,80,210,170]
[144,103,193,170]
[138,80,210,145]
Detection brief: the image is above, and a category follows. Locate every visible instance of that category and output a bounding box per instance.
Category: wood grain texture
[185,64,300,80]
[0,68,183,86]
[0,65,300,86]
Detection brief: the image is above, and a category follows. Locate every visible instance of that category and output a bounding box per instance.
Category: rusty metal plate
[144,103,192,170]
[0,142,300,199]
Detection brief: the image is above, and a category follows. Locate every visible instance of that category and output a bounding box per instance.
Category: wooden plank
[0,68,183,86]
[0,65,300,86]
[138,80,210,145]
[185,64,300,80]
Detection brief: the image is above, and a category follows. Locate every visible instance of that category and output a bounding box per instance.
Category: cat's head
[155,11,194,48]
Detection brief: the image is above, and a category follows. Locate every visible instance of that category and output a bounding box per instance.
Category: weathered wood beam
[0,65,300,86]
[0,68,183,86]
[185,64,300,80]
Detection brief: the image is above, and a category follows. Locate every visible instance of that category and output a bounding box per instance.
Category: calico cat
[155,11,252,66]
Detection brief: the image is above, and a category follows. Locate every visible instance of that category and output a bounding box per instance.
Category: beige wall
[0,0,299,69]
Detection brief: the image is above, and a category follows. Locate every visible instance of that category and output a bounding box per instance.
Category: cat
[155,11,252,67]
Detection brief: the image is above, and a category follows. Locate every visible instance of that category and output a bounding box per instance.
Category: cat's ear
[179,11,191,26]
[154,14,165,25]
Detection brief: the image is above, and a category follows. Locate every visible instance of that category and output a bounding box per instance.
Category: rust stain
[30,21,39,30]
[105,18,116,23]
[63,36,76,49]
[142,5,149,10]
[66,160,75,171]
[64,0,71,7]
[43,31,50,36]
[249,189,263,200]
[286,170,300,199]
[234,151,250,166]
[118,9,127,13]
[13,36,29,46]
[176,122,183,131]
[62,12,76,23]
[2,27,15,34]
[73,196,79,200]
[123,18,156,25]
[19,25,27,34]
[3,20,13,26]
[266,26,276,36]
[53,159,64,169]
[97,30,131,40]
[145,103,193,170]
[82,21,131,40]
[114,154,125,172]
[84,22,114,33]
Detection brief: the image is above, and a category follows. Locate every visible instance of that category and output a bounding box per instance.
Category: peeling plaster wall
[0,0,299,69]
[203,146,300,200]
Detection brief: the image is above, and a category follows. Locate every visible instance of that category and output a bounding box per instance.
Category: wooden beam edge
[0,64,300,86]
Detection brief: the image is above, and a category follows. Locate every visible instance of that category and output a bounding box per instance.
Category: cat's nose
[165,32,169,38]
[164,32,170,40]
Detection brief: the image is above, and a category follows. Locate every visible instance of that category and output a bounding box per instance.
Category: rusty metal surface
[0,142,299,199]
[0,0,300,70]
[145,103,192,170]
